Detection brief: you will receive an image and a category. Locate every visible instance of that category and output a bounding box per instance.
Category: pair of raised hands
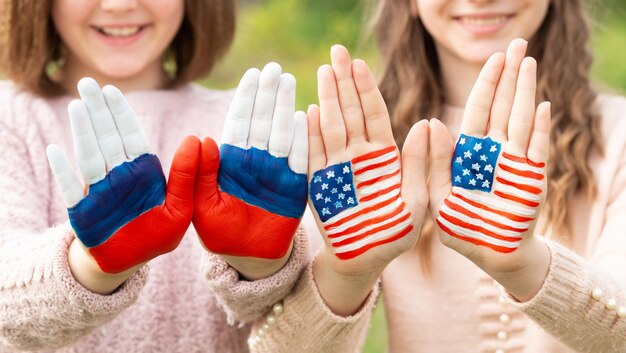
[47,64,307,279]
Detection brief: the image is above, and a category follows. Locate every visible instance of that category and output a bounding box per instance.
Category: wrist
[68,237,141,295]
[485,236,551,302]
[220,241,294,281]
[312,249,382,316]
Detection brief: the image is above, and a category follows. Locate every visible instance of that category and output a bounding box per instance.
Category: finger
[400,120,429,212]
[77,77,127,169]
[195,137,221,202]
[352,59,395,144]
[507,57,537,154]
[268,73,296,157]
[164,136,201,218]
[46,144,84,207]
[330,45,366,144]
[248,62,282,150]
[428,118,455,213]
[527,101,551,165]
[221,68,260,148]
[288,111,308,174]
[487,39,528,140]
[318,64,347,159]
[102,85,151,159]
[307,104,326,175]
[68,99,107,185]
[460,53,505,137]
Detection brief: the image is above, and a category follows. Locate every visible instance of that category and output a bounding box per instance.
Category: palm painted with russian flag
[193,63,308,261]
[47,78,199,274]
[428,40,551,274]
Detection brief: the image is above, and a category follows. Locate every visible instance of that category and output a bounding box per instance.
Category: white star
[342,184,352,192]
[484,164,494,173]
[482,180,491,188]
[322,208,330,216]
[343,165,350,174]
[334,201,343,209]
[490,145,498,153]
[321,183,328,190]
[480,154,487,162]
[324,197,332,203]
[464,150,472,159]
[338,193,345,199]
[326,170,335,179]
[331,188,338,194]
[462,169,470,176]
[347,197,355,205]
[455,157,463,164]
[454,175,462,183]
[473,143,482,151]
[335,177,343,184]
[469,179,477,186]
[313,175,322,183]
[476,173,484,180]
[472,163,481,171]
[459,137,466,145]
[315,193,323,200]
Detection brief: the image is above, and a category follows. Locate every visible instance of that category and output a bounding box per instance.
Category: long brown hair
[0,0,237,96]
[372,0,603,268]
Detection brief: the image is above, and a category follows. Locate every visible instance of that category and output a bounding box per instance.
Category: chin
[454,39,512,64]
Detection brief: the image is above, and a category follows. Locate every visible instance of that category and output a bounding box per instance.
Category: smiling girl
[241,1,626,352]
[0,1,311,352]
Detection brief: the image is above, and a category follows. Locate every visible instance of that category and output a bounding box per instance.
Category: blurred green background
[202,1,626,352]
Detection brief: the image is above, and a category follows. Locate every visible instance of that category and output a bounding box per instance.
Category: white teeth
[99,26,141,37]
[461,16,507,26]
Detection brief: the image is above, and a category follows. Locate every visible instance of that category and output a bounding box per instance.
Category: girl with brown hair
[242,1,626,352]
[0,0,313,352]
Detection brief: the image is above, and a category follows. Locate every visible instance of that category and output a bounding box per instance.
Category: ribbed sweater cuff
[249,260,380,353]
[203,227,309,325]
[53,223,149,314]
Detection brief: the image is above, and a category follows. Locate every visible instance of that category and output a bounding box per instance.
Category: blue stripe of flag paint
[309,162,358,222]
[451,134,501,192]
[68,153,166,248]
[218,144,307,219]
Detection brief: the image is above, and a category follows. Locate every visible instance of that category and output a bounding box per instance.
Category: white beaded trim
[590,287,626,318]
[248,302,284,349]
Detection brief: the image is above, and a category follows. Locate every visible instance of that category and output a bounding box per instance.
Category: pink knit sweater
[0,81,325,353]
[249,95,626,353]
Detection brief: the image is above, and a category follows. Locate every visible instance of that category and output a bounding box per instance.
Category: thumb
[428,119,455,214]
[195,137,221,203]
[164,136,201,216]
[400,120,429,214]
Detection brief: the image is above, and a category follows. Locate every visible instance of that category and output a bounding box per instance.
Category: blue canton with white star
[309,161,358,222]
[451,134,501,192]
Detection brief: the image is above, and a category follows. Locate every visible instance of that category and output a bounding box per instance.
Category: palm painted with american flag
[428,39,551,277]
[308,45,428,275]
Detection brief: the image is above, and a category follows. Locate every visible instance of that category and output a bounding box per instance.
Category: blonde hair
[372,0,603,270]
[0,0,237,96]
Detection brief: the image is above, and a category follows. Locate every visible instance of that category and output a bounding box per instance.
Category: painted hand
[47,78,199,274]
[193,63,308,262]
[308,46,428,276]
[428,39,551,275]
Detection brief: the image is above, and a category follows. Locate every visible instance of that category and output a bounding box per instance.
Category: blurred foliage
[202,1,625,350]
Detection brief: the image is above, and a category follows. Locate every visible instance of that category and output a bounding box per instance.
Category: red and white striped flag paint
[437,134,545,253]
[309,146,413,260]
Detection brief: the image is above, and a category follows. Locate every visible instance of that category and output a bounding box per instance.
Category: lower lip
[92,26,147,47]
[455,17,511,35]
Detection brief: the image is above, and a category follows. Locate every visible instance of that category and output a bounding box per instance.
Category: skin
[410,0,550,106]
